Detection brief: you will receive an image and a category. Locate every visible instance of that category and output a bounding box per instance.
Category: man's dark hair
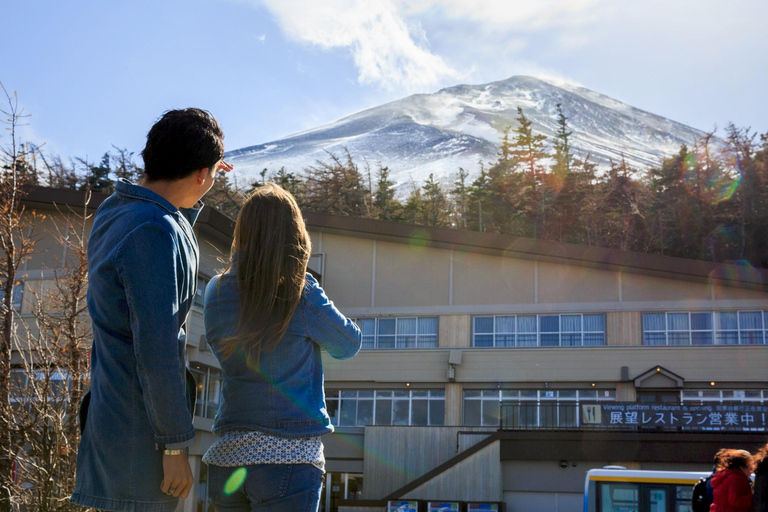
[141,108,224,181]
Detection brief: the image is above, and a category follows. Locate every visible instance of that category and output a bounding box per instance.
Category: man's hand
[160,453,194,499]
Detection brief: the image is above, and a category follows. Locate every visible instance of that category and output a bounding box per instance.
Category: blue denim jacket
[204,271,361,438]
[72,180,200,512]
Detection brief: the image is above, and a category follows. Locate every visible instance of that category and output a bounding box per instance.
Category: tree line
[7,100,768,268]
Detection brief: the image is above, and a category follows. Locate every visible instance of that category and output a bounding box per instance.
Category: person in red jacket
[710,449,754,512]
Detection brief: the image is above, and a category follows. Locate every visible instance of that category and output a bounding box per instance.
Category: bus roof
[586,468,710,485]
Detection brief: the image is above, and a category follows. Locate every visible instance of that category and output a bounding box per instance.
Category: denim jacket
[204,271,361,438]
[72,180,200,512]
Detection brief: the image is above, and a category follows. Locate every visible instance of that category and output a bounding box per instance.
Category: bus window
[647,488,666,512]
[675,486,693,512]
[600,483,639,512]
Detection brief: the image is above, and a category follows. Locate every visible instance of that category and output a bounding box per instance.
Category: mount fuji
[226,76,712,187]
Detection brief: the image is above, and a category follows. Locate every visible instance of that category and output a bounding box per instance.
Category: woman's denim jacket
[204,271,361,438]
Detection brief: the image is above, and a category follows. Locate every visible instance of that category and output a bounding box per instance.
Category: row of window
[326,390,445,427]
[0,283,24,312]
[643,311,768,345]
[352,311,768,349]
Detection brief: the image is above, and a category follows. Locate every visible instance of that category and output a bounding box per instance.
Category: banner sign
[581,403,768,431]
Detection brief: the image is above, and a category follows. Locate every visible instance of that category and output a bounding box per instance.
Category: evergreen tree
[80,153,113,193]
[467,162,492,232]
[510,107,549,237]
[373,165,398,221]
[304,149,368,217]
[421,173,449,227]
[552,103,573,181]
[451,167,469,228]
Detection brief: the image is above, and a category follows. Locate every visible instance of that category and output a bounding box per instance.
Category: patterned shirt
[203,430,325,472]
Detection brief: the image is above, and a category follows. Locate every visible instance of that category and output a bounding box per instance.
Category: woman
[753,443,768,512]
[202,183,362,512]
[709,449,753,512]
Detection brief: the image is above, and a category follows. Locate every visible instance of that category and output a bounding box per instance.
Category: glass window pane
[361,336,375,349]
[464,399,481,425]
[561,315,581,332]
[392,400,409,425]
[417,335,437,348]
[518,316,537,333]
[692,332,714,345]
[378,318,396,335]
[418,317,438,334]
[667,313,689,331]
[583,333,605,346]
[643,313,665,331]
[357,399,373,426]
[326,399,340,426]
[644,332,667,345]
[539,315,559,333]
[341,390,357,398]
[740,331,764,345]
[718,312,738,330]
[540,333,559,346]
[377,336,395,349]
[517,334,537,347]
[375,390,392,398]
[358,318,376,336]
[716,331,739,345]
[740,311,763,330]
[482,390,500,398]
[668,332,690,345]
[340,399,357,426]
[397,318,417,335]
[482,400,500,426]
[396,334,416,349]
[561,333,581,346]
[393,391,409,397]
[474,334,493,347]
[464,390,481,398]
[430,390,445,398]
[411,390,428,398]
[411,400,428,425]
[358,391,374,398]
[559,390,577,399]
[474,317,494,334]
[691,312,713,330]
[496,316,515,333]
[584,314,605,332]
[429,400,445,426]
[496,334,515,347]
[375,399,392,425]
[520,390,537,399]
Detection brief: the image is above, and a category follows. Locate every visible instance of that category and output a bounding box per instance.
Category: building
[13,187,768,512]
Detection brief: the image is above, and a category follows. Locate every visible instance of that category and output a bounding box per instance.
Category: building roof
[23,186,768,291]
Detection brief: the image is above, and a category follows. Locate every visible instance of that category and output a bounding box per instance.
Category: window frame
[642,311,767,346]
[472,314,606,348]
[354,317,439,349]
[326,389,445,427]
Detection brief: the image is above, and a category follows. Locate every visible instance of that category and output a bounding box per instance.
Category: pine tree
[80,153,113,193]
[373,165,397,221]
[468,162,492,232]
[451,167,469,228]
[552,103,573,181]
[510,107,548,237]
[421,173,449,227]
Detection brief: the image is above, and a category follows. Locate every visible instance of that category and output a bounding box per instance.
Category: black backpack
[691,476,712,512]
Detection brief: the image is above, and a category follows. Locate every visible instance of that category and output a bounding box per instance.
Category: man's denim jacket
[204,271,361,438]
[71,180,200,512]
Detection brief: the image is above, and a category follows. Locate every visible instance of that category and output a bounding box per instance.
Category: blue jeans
[209,464,322,512]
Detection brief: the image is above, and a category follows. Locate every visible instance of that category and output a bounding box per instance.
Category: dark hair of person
[141,108,224,181]
[713,448,727,467]
[221,183,311,366]
[717,449,752,471]
[752,443,768,471]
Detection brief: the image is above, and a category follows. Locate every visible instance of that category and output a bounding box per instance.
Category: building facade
[13,188,768,512]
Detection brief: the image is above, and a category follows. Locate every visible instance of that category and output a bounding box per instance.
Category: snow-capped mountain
[227,76,712,187]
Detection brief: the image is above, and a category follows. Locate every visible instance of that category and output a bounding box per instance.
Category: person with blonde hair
[202,183,361,511]
[753,443,768,512]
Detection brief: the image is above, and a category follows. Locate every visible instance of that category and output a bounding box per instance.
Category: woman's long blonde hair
[222,183,311,365]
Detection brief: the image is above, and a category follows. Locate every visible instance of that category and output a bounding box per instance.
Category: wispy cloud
[254,0,459,91]
[257,33,266,43]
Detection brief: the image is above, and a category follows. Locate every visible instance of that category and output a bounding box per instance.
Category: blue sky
[2,0,767,163]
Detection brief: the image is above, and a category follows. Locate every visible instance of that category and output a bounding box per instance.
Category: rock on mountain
[226,76,712,187]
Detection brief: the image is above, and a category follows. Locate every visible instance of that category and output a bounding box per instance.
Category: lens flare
[224,467,247,495]
[408,229,430,250]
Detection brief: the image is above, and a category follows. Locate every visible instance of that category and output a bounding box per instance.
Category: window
[464,388,616,427]
[0,282,24,312]
[473,314,605,347]
[355,317,438,349]
[643,311,767,346]
[681,389,765,404]
[326,389,445,426]
[193,278,208,309]
[191,365,222,419]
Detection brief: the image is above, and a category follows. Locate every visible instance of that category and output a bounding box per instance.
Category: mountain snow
[226,76,712,188]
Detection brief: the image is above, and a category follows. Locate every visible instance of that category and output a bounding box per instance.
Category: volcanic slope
[227,76,711,186]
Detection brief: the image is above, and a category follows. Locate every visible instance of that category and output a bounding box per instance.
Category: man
[71,109,232,511]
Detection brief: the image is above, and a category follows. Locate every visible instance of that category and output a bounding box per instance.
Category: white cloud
[257,33,266,43]
[256,0,459,91]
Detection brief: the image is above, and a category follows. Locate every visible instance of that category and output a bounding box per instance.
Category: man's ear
[197,167,211,185]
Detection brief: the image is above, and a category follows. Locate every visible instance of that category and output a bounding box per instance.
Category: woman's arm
[302,274,362,360]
